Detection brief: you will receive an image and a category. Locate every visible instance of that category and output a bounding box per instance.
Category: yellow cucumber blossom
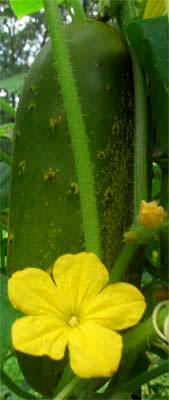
[8,252,146,378]
[138,200,166,229]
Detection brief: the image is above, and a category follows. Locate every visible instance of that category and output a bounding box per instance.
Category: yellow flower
[8,253,146,378]
[138,200,166,228]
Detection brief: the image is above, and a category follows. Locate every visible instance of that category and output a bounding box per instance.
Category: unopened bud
[138,200,166,229]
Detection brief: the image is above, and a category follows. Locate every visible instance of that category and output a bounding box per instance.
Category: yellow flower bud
[138,200,166,229]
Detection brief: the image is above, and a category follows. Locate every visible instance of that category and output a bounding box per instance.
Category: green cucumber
[8,20,134,396]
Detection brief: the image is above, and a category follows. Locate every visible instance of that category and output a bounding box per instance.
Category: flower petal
[138,200,166,228]
[8,268,66,318]
[12,315,69,360]
[68,322,122,378]
[53,253,108,310]
[82,283,146,330]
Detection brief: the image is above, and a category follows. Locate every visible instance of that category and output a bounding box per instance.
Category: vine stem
[43,0,101,257]
[131,49,148,216]
[121,2,148,216]
[71,0,86,21]
[53,377,80,400]
[109,242,138,283]
[109,1,148,282]
[110,50,148,282]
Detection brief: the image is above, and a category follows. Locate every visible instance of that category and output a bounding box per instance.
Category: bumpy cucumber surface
[8,20,134,273]
[8,20,134,396]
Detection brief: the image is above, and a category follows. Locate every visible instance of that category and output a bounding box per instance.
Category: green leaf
[0,136,13,156]
[123,359,169,393]
[0,98,16,117]
[0,151,12,165]
[0,73,26,94]
[0,123,14,137]
[111,393,131,400]
[10,0,63,18]
[0,233,7,269]
[126,16,169,158]
[0,162,11,210]
[0,273,21,368]
[10,0,44,17]
[0,213,8,231]
[152,163,161,198]
[0,370,40,400]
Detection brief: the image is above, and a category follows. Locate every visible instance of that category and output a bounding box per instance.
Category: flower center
[68,315,79,328]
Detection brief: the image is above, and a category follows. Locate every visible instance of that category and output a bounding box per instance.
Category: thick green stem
[109,1,148,281]
[115,0,136,30]
[43,0,101,257]
[53,377,80,400]
[71,0,86,21]
[131,49,148,216]
[109,242,138,283]
[52,365,75,397]
[117,0,148,216]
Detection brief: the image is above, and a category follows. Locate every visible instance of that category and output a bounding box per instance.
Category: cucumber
[8,20,134,396]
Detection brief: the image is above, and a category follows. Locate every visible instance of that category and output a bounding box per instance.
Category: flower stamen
[68,315,79,328]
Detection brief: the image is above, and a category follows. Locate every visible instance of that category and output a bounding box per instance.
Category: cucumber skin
[8,20,134,273]
[8,21,134,396]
